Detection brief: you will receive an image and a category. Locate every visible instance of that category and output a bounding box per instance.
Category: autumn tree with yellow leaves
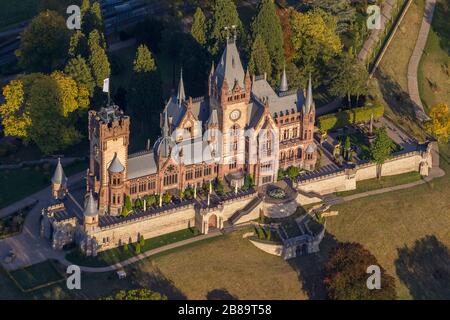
[424,103,450,142]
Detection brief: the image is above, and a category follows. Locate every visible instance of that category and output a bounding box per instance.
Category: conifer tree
[88,30,110,88]
[248,34,272,79]
[83,1,103,35]
[251,0,285,80]
[191,7,207,46]
[208,0,243,55]
[65,55,96,97]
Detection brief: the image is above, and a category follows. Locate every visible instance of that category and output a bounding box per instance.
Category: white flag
[103,78,109,93]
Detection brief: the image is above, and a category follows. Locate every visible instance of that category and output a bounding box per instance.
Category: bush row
[318,104,384,132]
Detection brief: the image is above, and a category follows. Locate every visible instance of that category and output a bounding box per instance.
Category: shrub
[214,179,224,195]
[145,194,156,206]
[286,166,300,180]
[318,104,384,132]
[123,243,129,253]
[134,198,143,210]
[124,196,132,211]
[121,206,129,217]
[135,242,141,254]
[162,193,172,204]
[139,235,145,247]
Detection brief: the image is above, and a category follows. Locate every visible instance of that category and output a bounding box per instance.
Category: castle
[41,38,318,255]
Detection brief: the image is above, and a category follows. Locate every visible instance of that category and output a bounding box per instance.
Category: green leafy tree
[123,243,129,253]
[248,34,272,79]
[134,198,143,210]
[145,194,157,206]
[106,289,167,300]
[286,166,300,180]
[162,193,172,204]
[191,7,207,46]
[121,206,129,217]
[65,55,96,97]
[16,10,70,72]
[324,242,397,299]
[424,103,450,142]
[0,80,31,139]
[290,8,342,85]
[370,127,395,179]
[208,0,243,55]
[311,0,356,34]
[27,75,83,154]
[330,53,369,107]
[135,242,141,254]
[139,235,145,247]
[124,195,133,211]
[251,0,285,80]
[214,179,224,195]
[88,30,111,88]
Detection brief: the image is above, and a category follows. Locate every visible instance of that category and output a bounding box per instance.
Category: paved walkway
[407,0,436,121]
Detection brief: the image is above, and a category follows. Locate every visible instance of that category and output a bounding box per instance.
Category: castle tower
[88,105,130,214]
[51,158,67,200]
[209,37,251,182]
[83,191,99,234]
[108,153,126,215]
[279,66,288,93]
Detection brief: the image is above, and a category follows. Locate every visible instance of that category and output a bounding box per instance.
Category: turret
[108,153,125,215]
[51,158,67,199]
[279,66,288,93]
[83,191,99,233]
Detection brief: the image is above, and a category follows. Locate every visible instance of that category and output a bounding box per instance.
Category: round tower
[51,158,67,200]
[83,191,99,234]
[108,153,125,216]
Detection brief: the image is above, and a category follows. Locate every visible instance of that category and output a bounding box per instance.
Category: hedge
[318,104,384,132]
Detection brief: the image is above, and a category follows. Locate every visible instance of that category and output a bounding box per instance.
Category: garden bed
[7,260,65,292]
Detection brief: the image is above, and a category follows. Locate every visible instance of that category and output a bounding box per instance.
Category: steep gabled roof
[213,38,245,91]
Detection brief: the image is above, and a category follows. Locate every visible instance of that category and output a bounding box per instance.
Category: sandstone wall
[93,206,196,251]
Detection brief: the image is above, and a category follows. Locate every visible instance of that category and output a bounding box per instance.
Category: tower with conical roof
[83,191,99,233]
[51,158,67,199]
[279,66,288,93]
[88,103,130,214]
[107,153,126,215]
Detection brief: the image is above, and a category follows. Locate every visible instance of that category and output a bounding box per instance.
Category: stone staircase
[229,195,263,225]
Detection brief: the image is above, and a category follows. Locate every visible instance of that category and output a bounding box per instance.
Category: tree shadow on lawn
[206,289,238,300]
[432,1,450,56]
[287,232,339,300]
[130,265,187,300]
[395,235,450,300]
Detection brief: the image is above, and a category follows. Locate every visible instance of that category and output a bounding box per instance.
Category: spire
[51,158,67,185]
[213,35,245,93]
[279,65,288,92]
[158,111,171,158]
[163,110,169,137]
[84,191,98,217]
[304,73,315,114]
[108,153,125,173]
[177,68,186,105]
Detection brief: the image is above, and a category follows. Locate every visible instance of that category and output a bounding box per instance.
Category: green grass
[0,160,87,209]
[0,0,39,32]
[65,228,200,268]
[417,0,450,111]
[336,171,423,196]
[326,142,450,299]
[8,260,64,292]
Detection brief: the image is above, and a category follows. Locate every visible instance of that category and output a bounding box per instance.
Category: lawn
[0,0,39,32]
[7,260,64,292]
[380,0,425,92]
[326,142,450,299]
[417,0,450,111]
[0,160,87,209]
[66,228,200,268]
[335,171,422,197]
[133,228,307,300]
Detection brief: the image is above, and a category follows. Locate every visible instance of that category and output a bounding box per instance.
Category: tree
[145,194,157,206]
[82,1,103,35]
[123,243,129,253]
[121,206,129,217]
[330,53,368,107]
[133,45,156,73]
[106,289,168,300]
[248,35,272,79]
[424,103,450,142]
[139,235,145,247]
[162,193,172,204]
[370,127,395,179]
[191,7,207,46]
[0,80,31,139]
[208,0,243,55]
[16,10,70,72]
[311,0,356,34]
[27,75,83,154]
[65,55,96,97]
[324,242,397,300]
[135,242,141,254]
[0,73,87,154]
[128,44,162,136]
[69,31,89,59]
[214,179,224,195]
[290,8,342,85]
[286,166,300,180]
[251,0,285,80]
[125,196,133,211]
[88,30,111,88]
